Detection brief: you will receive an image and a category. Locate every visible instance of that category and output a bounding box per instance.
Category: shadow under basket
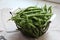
[16,21,51,38]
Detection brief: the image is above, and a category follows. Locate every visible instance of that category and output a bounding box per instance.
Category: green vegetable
[10,5,53,38]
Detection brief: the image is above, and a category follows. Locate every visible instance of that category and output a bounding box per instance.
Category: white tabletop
[0,0,60,40]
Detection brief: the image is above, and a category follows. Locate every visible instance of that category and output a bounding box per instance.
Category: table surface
[0,0,60,40]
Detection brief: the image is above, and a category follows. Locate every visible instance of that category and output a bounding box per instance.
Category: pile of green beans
[11,5,53,38]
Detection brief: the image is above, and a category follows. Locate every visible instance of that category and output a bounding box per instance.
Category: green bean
[27,14,52,17]
[48,6,52,13]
